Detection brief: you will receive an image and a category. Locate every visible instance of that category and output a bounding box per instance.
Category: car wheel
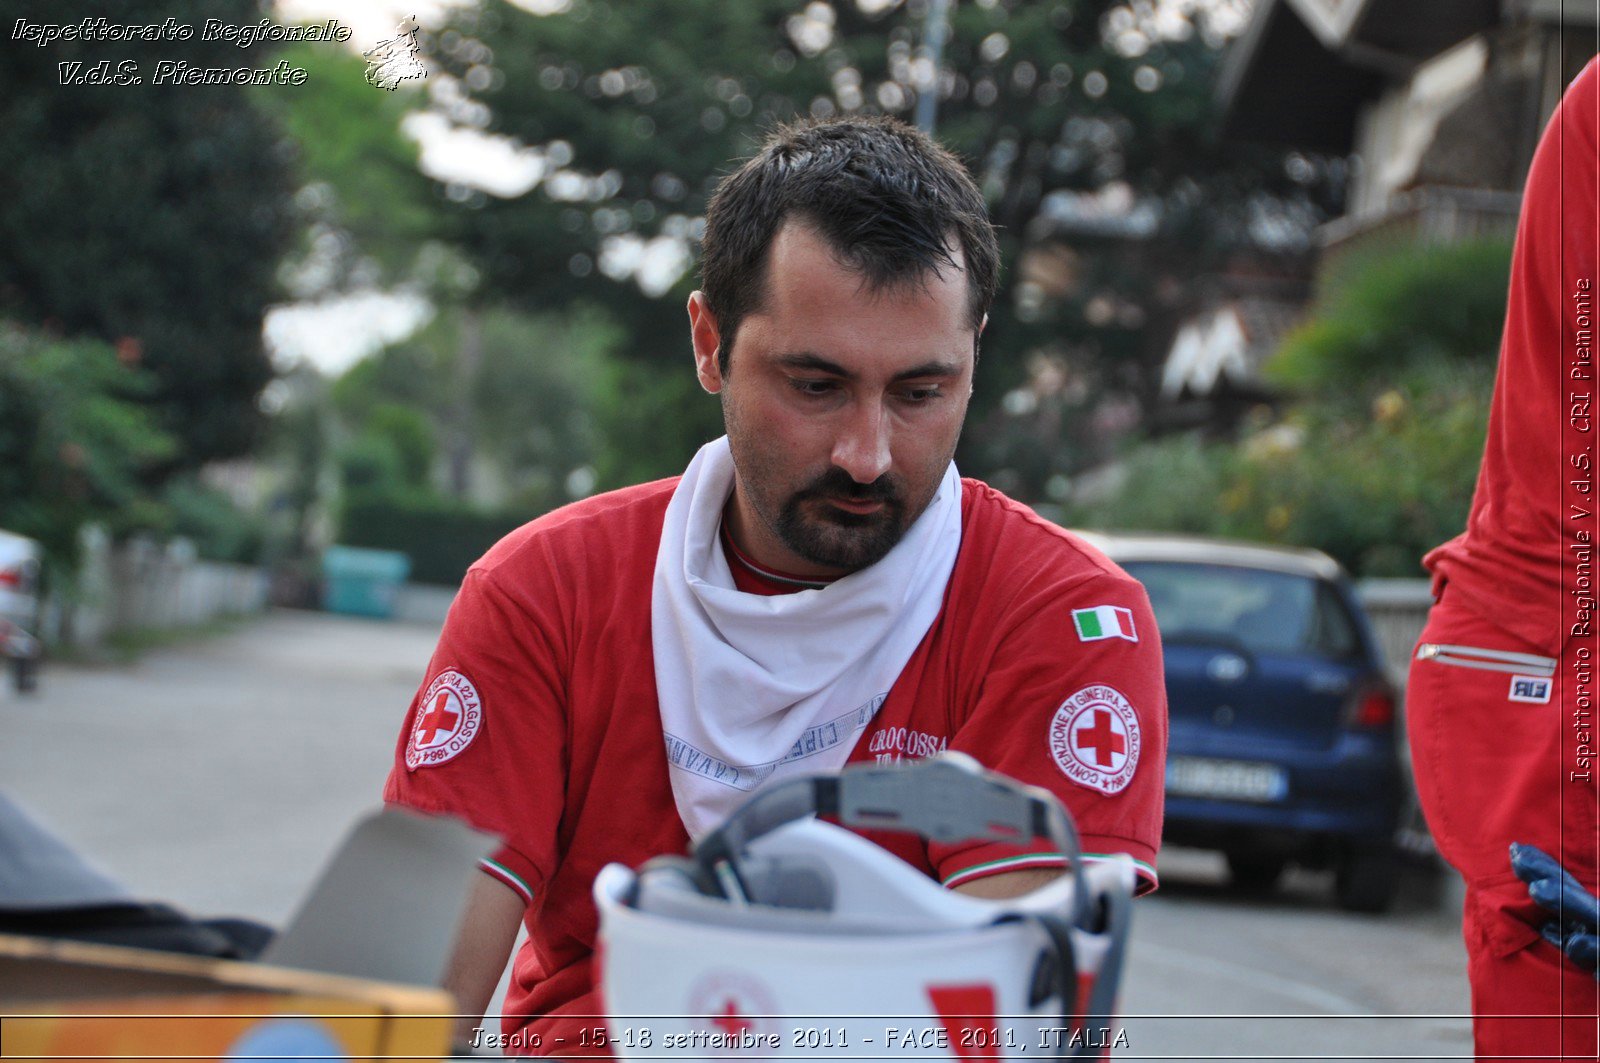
[1225,852,1287,892]
[1335,843,1399,913]
[13,655,38,694]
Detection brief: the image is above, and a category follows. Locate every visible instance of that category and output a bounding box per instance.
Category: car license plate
[1166,757,1287,802]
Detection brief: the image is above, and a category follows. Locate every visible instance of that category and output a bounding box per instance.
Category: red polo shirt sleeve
[383,561,568,906]
[932,569,1167,895]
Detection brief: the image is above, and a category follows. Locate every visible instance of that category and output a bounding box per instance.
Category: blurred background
[10,0,1595,627]
[2,0,1596,1056]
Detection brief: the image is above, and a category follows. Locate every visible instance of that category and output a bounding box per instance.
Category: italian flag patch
[1072,605,1137,643]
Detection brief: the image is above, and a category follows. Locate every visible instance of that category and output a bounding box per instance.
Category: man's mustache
[795,468,902,505]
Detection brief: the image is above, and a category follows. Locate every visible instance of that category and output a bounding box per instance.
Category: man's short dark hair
[699,115,1000,375]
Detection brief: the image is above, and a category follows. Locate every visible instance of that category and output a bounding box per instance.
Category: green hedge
[1271,238,1512,393]
[339,493,530,587]
[1071,238,1510,576]
[1070,358,1493,577]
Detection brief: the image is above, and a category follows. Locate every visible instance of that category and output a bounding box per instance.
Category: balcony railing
[1315,185,1522,283]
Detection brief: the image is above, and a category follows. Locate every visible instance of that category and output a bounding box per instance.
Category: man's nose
[831,398,893,484]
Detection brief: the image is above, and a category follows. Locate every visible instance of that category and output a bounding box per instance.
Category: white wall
[44,527,269,649]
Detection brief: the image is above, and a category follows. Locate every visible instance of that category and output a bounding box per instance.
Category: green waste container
[322,546,411,619]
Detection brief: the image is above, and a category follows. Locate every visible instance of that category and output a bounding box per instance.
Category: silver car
[0,529,42,692]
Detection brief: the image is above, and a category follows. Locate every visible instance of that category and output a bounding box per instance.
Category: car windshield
[1120,561,1360,659]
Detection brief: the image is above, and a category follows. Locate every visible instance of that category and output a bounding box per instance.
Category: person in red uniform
[1409,57,1600,1060]
[384,116,1167,1053]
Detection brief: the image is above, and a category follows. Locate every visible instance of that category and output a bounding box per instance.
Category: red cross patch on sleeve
[405,669,484,771]
[1048,684,1140,795]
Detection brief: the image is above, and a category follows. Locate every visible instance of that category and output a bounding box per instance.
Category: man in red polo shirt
[386,116,1167,1052]
[1409,58,1600,1060]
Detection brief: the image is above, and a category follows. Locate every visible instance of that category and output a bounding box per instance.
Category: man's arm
[383,567,568,1042]
[952,868,1063,899]
[931,564,1166,896]
[444,873,526,1045]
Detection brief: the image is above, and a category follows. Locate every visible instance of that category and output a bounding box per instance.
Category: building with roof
[1154,0,1597,427]
[1221,0,1595,275]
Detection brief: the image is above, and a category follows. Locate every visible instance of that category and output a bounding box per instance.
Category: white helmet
[594,753,1134,1060]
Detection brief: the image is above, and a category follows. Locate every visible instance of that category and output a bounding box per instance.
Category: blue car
[1079,533,1404,912]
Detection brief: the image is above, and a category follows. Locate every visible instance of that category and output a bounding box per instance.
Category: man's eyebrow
[775,352,965,380]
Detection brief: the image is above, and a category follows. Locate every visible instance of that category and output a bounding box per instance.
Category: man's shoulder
[473,478,679,578]
[947,480,1139,624]
[959,478,1129,581]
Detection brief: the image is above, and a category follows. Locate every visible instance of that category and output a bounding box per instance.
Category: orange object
[0,933,453,1062]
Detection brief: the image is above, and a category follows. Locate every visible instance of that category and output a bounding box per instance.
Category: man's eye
[791,379,837,396]
[900,387,941,404]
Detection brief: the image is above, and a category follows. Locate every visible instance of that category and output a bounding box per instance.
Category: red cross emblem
[711,998,752,1037]
[1074,708,1127,768]
[405,670,482,771]
[688,972,775,1044]
[1049,685,1140,796]
[416,691,460,747]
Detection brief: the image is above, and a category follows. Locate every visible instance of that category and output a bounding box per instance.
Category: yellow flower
[1373,389,1405,424]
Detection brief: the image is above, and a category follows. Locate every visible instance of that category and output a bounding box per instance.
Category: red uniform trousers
[1409,589,1599,1061]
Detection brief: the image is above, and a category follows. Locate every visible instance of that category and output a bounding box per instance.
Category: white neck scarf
[651,436,963,839]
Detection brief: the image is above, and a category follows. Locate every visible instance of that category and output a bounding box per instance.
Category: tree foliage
[0,323,175,569]
[327,299,723,512]
[1075,236,1513,576]
[157,477,269,564]
[257,42,440,289]
[1270,238,1513,393]
[412,0,1338,490]
[1073,359,1494,577]
[0,0,297,469]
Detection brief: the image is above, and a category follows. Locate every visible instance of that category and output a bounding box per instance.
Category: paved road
[1121,851,1472,1060]
[1,610,1474,1060]
[0,610,439,924]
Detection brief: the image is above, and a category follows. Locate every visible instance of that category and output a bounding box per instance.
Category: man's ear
[688,291,724,394]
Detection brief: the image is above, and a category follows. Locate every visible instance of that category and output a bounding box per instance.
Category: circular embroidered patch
[1048,684,1140,795]
[405,669,483,771]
